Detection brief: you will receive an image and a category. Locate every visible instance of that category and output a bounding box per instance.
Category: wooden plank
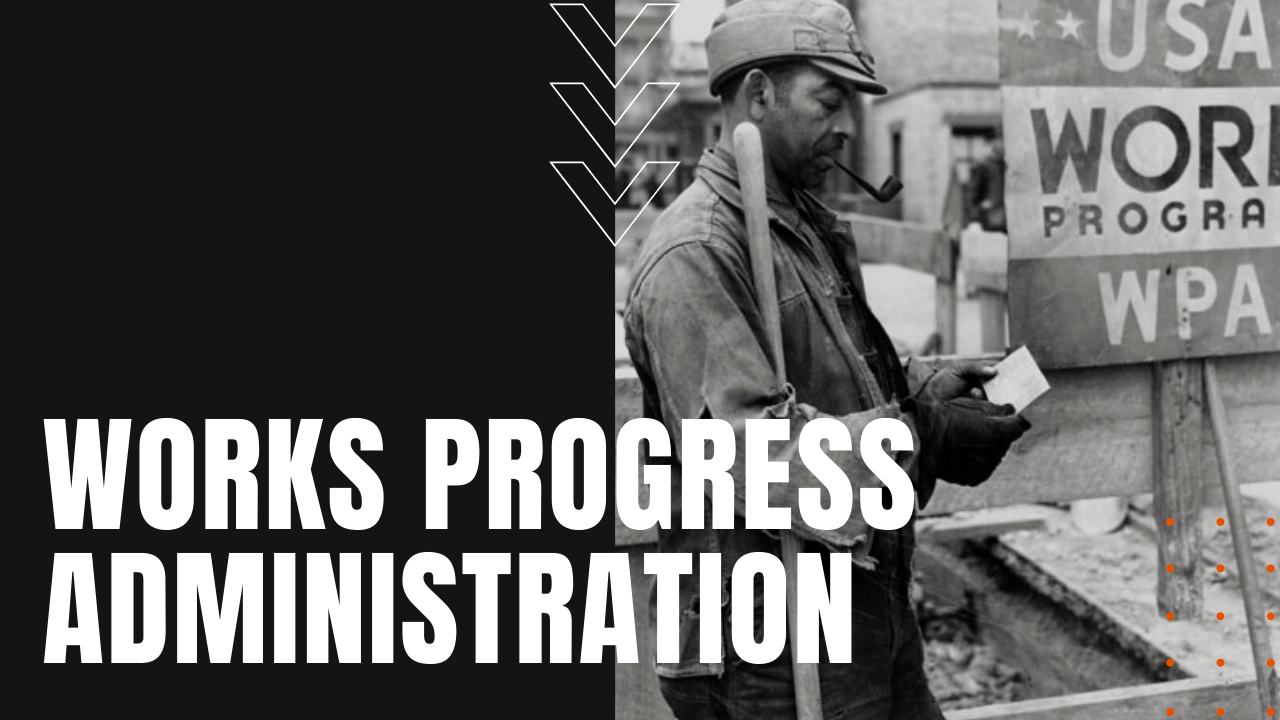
[1007,249,1280,369]
[1152,361,1204,619]
[946,676,1263,719]
[925,351,1277,516]
[958,227,1007,293]
[614,353,1279,543]
[618,209,951,281]
[840,213,952,280]
[916,506,1046,543]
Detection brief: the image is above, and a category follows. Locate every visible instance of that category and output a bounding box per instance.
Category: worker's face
[757,65,857,190]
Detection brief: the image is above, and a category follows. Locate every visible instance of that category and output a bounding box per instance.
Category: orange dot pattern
[1169,517,1276,716]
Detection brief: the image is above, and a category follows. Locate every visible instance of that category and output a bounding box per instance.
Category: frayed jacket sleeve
[627,239,923,552]
[902,356,940,398]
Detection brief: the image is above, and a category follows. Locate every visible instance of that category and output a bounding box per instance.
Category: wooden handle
[733,121,822,720]
[733,122,787,384]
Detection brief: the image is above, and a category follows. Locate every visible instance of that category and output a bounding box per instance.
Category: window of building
[890,129,902,182]
[950,125,998,184]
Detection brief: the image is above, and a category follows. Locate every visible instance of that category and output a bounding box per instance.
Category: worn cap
[706,0,887,97]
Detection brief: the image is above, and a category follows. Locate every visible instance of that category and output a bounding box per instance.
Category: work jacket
[623,148,938,678]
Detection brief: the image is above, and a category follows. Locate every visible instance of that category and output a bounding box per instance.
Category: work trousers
[658,544,943,720]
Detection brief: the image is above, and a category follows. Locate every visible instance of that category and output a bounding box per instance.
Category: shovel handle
[733,121,822,720]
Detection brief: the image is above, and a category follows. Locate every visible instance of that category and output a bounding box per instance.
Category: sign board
[999,0,1278,368]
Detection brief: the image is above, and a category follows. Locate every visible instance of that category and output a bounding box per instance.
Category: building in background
[856,0,1002,224]
[651,40,717,200]
[636,0,1002,224]
[616,0,678,171]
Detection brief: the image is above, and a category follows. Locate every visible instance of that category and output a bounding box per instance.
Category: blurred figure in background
[965,137,1006,232]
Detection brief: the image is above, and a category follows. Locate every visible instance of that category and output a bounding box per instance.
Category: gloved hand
[915,360,997,403]
[904,397,1031,489]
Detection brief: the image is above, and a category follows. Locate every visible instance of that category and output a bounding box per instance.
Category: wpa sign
[1000,0,1278,368]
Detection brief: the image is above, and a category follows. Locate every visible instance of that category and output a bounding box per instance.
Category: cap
[706,0,887,97]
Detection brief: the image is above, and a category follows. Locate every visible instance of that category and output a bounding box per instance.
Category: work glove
[904,396,1031,491]
[914,360,998,403]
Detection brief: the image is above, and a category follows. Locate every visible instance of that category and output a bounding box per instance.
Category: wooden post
[957,226,1006,354]
[935,229,958,354]
[974,289,1007,353]
[935,276,957,355]
[1151,360,1203,619]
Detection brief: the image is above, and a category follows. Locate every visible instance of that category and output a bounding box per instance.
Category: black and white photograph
[612,0,1278,718]
[10,1,1277,719]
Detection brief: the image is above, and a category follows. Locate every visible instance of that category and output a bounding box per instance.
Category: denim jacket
[623,148,938,678]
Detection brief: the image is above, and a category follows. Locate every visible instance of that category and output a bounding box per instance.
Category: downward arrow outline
[550,161,679,247]
[550,82,679,167]
[549,3,679,88]
[550,2,681,245]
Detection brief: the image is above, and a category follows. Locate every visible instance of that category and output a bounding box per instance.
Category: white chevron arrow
[551,161,679,246]
[550,82,679,167]
[549,3,679,88]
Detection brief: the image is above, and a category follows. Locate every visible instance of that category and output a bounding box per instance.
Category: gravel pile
[919,600,1028,710]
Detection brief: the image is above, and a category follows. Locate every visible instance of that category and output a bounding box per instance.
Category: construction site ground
[615,212,1279,710]
[916,491,1280,711]
[1005,494,1278,676]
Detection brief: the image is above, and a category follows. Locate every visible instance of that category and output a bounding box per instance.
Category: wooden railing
[616,208,960,353]
[841,213,958,354]
[614,352,1279,543]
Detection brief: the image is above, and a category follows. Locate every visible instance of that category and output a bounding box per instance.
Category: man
[623,1,1030,718]
[966,137,1007,232]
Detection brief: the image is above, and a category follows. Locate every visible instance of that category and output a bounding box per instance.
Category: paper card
[982,346,1050,413]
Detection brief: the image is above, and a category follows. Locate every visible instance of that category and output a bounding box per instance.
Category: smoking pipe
[831,156,903,202]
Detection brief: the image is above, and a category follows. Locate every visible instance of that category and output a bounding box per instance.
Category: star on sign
[1056,11,1083,40]
[1014,11,1039,39]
